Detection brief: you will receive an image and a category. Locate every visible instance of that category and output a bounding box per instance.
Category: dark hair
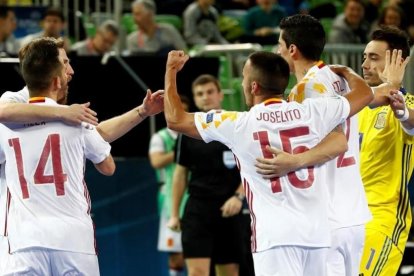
[192,74,221,93]
[43,7,65,22]
[279,14,325,61]
[377,5,407,30]
[0,5,13,19]
[371,25,410,58]
[19,37,65,93]
[345,0,365,9]
[248,51,290,96]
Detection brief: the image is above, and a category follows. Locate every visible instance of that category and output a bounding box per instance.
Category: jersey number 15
[253,126,314,193]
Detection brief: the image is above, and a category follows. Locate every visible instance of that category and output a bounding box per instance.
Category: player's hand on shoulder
[167,216,181,232]
[63,102,98,126]
[329,64,357,81]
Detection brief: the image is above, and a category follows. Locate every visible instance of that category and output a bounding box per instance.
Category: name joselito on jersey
[256,109,301,123]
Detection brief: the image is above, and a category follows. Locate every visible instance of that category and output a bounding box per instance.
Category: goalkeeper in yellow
[358,26,414,276]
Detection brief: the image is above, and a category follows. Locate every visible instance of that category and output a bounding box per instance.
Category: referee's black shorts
[181,195,243,264]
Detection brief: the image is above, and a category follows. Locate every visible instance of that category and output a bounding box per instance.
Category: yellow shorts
[359,228,403,276]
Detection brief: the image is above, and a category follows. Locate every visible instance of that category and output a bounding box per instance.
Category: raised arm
[369,49,410,107]
[96,89,164,143]
[164,50,201,139]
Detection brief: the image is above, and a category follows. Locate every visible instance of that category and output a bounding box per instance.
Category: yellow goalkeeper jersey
[358,93,414,252]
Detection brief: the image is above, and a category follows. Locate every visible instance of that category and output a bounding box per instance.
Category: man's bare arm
[0,102,98,126]
[164,51,201,139]
[256,126,347,177]
[97,89,164,143]
[94,154,116,176]
[167,164,188,232]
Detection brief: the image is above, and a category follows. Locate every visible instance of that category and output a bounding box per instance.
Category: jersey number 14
[9,134,68,199]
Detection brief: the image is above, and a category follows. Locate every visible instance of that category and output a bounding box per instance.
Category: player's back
[0,103,109,254]
[0,86,30,238]
[195,96,350,252]
[289,62,371,229]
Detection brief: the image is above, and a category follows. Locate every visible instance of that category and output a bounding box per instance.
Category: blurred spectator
[127,0,187,56]
[240,0,287,45]
[278,0,309,16]
[71,20,119,56]
[328,0,369,44]
[215,0,255,11]
[308,0,337,19]
[389,0,414,45]
[365,0,383,24]
[0,5,19,57]
[19,7,71,51]
[369,5,408,38]
[182,0,228,47]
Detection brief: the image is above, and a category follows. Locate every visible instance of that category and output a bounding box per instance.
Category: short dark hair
[19,37,65,94]
[371,25,410,58]
[248,51,290,96]
[43,6,65,22]
[192,74,221,93]
[280,14,325,61]
[345,0,365,9]
[0,5,13,19]
[377,5,407,30]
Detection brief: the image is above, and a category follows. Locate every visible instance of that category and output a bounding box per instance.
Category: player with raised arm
[0,36,164,274]
[163,49,373,275]
[255,25,412,276]
[0,37,113,274]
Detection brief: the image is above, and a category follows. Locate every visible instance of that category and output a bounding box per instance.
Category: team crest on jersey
[374,112,387,129]
[198,111,237,129]
[206,113,214,123]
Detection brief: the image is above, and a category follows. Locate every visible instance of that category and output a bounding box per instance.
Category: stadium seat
[121,13,182,34]
[155,14,183,32]
[121,13,137,34]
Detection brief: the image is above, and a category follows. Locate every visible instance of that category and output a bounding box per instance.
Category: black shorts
[181,196,243,264]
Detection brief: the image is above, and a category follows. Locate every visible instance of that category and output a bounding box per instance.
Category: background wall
[85,158,169,276]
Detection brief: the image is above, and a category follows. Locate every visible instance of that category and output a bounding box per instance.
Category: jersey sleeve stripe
[372,236,393,276]
[243,178,257,253]
[391,144,412,247]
